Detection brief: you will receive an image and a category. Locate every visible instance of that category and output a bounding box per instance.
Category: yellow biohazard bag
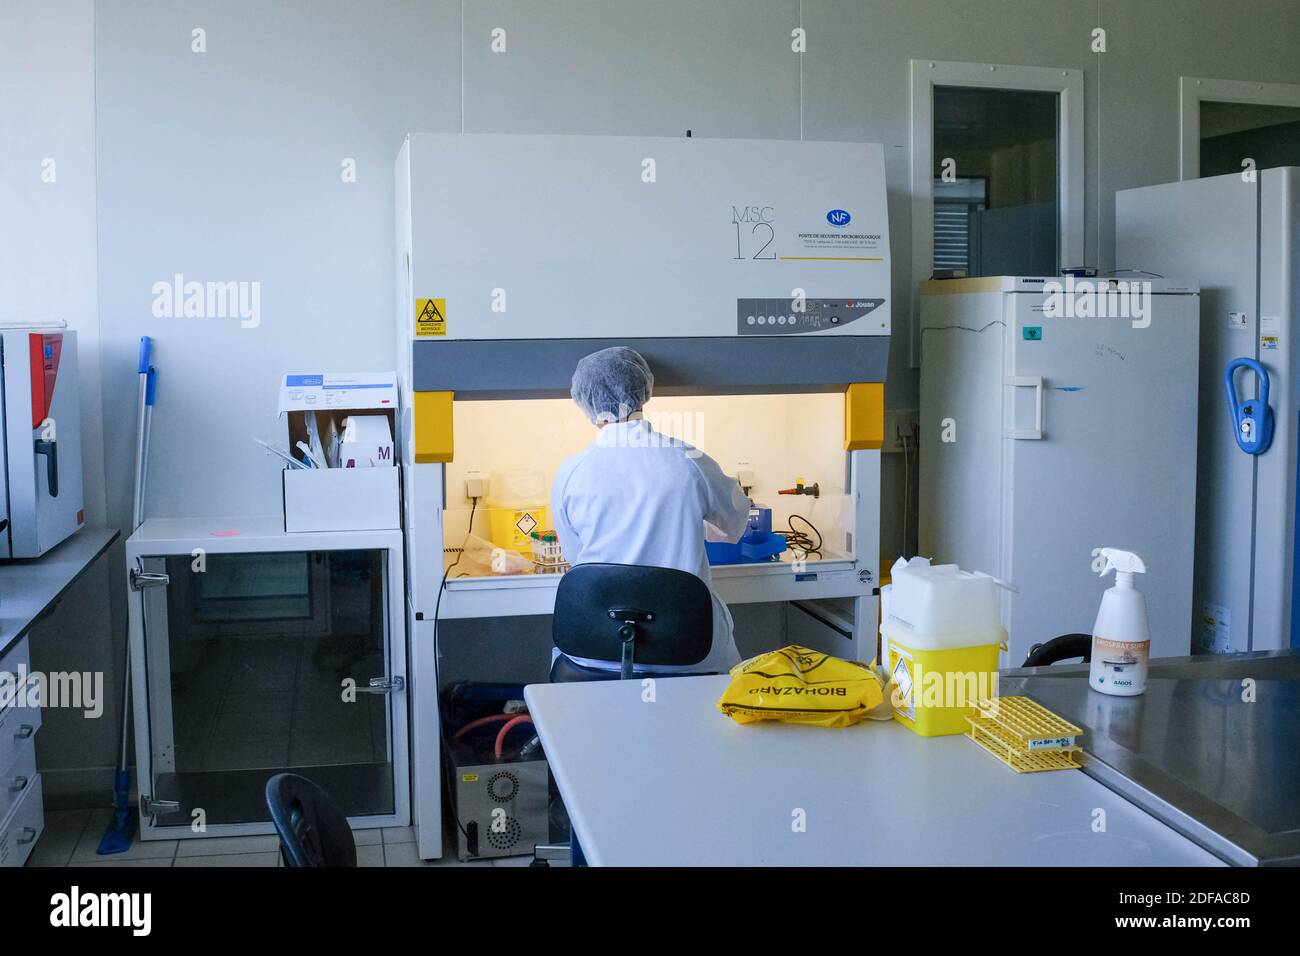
[717,645,888,728]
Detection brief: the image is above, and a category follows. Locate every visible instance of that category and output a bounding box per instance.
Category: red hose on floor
[494,715,534,759]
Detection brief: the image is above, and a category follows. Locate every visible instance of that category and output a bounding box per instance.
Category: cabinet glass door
[138,548,397,829]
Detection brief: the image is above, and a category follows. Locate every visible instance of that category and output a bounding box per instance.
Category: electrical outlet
[464,472,487,499]
[884,409,919,453]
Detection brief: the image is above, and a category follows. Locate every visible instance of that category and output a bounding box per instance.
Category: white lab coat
[550,419,751,673]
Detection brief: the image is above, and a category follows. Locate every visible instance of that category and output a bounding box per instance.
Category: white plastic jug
[886,557,1002,642]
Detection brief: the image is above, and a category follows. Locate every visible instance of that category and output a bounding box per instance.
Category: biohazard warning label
[515,512,538,536]
[891,654,914,720]
[415,298,446,337]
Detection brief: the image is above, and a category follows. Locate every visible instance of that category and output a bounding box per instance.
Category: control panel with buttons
[736,297,884,335]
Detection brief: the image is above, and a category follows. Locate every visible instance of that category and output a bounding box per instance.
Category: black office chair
[1022,633,1092,667]
[549,562,715,682]
[534,564,716,866]
[265,772,357,867]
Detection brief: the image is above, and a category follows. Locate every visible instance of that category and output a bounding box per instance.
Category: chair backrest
[264,772,357,867]
[552,563,713,676]
[1022,633,1092,667]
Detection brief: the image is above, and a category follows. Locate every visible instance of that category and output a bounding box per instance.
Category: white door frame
[910,59,1085,367]
[1179,76,1300,180]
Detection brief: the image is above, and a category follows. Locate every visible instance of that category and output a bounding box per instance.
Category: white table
[524,675,1226,866]
[0,527,118,657]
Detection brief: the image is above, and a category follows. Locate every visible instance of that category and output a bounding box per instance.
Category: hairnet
[570,347,654,424]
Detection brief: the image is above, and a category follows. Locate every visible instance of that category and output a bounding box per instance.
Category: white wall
[0,0,123,806]
[86,0,1300,539]
[8,0,1300,802]
[94,0,461,528]
[0,0,105,524]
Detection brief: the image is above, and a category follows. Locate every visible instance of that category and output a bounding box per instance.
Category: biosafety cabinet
[0,328,85,559]
[394,132,893,859]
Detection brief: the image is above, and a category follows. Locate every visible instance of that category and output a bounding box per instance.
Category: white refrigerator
[1118,167,1300,653]
[918,277,1201,666]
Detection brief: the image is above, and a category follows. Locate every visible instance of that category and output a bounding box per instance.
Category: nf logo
[826,209,851,227]
[50,886,151,936]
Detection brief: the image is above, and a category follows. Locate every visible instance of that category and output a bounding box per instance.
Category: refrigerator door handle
[1004,375,1044,440]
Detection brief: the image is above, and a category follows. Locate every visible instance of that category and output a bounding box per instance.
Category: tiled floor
[28,808,534,867]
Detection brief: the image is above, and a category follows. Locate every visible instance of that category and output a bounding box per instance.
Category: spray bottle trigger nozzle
[1097,547,1146,579]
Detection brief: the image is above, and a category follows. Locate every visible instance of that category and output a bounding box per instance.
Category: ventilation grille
[934,202,972,273]
[486,815,522,850]
[487,771,519,803]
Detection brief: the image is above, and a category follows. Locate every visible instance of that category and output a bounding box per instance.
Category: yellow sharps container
[878,559,1007,737]
[486,469,548,553]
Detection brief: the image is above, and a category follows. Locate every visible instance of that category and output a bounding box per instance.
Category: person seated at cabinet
[550,347,751,674]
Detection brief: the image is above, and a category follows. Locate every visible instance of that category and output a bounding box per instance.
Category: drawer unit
[0,636,31,703]
[0,774,43,868]
[0,743,37,825]
[0,706,41,785]
[0,637,45,867]
[0,638,41,780]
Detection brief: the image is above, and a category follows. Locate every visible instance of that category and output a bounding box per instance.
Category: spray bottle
[1089,548,1150,696]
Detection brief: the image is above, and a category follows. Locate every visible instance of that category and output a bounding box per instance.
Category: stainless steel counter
[1002,650,1300,866]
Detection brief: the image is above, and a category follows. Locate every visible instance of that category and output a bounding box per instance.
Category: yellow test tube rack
[965,696,1084,774]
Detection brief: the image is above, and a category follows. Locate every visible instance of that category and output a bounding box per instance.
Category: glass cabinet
[126,520,408,839]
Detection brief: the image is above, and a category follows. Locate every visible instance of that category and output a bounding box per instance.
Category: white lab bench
[436,550,863,619]
[0,527,118,867]
[523,674,1226,867]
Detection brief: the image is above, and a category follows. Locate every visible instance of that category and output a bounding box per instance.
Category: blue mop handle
[138,336,152,375]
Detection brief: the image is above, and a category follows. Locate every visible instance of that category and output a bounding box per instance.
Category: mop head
[96,770,138,855]
[96,808,138,855]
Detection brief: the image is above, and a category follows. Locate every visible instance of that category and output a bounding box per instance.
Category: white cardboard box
[278,372,400,532]
[282,465,401,533]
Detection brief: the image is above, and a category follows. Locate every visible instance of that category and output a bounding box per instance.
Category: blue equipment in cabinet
[705,505,788,564]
